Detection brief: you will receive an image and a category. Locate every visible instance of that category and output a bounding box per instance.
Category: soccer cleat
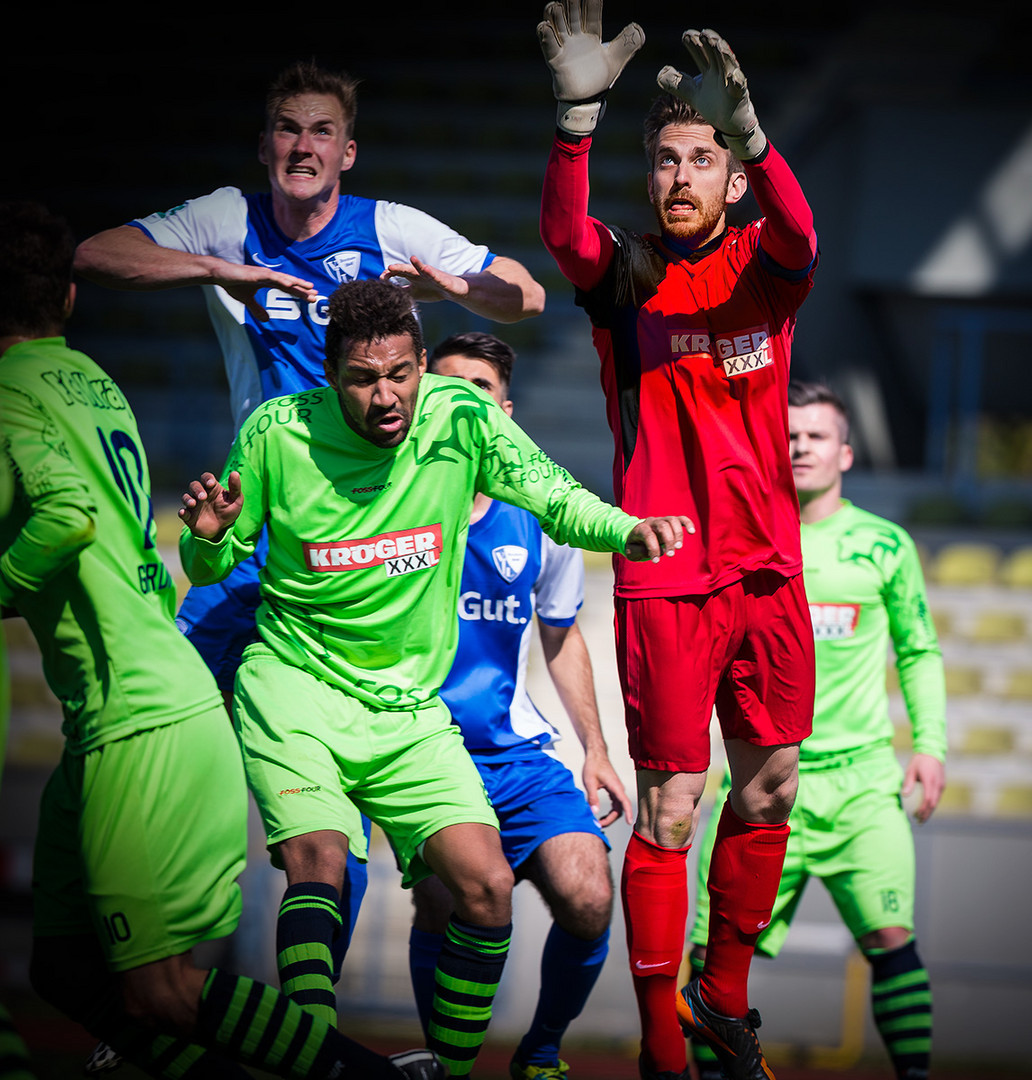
[637,1053,692,1080]
[509,1058,570,1080]
[84,1041,123,1074]
[676,979,774,1080]
[389,1048,448,1079]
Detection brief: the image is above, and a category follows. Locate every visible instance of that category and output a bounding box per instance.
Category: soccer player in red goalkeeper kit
[537,4,819,1079]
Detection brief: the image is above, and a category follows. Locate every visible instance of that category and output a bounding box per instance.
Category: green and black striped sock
[277,882,343,1026]
[427,916,511,1077]
[0,1002,37,1080]
[197,967,397,1079]
[867,938,932,1080]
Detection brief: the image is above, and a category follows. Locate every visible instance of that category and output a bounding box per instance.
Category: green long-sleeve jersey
[801,500,946,762]
[180,374,641,709]
[0,338,223,753]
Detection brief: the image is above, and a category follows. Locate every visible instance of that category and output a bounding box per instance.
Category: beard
[652,188,726,244]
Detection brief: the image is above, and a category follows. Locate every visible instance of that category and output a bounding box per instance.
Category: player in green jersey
[0,201,444,1080]
[178,277,692,1078]
[686,381,946,1080]
[0,438,39,1080]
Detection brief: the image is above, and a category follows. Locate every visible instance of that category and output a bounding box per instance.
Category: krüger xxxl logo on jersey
[303,524,443,577]
[669,324,772,378]
[809,603,860,641]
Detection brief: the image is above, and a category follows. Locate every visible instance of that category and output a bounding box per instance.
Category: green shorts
[690,743,915,957]
[33,707,247,972]
[234,644,498,888]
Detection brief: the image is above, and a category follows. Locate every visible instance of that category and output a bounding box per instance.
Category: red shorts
[615,570,814,773]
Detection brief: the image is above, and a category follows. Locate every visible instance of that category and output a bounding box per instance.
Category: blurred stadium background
[3,4,1030,1075]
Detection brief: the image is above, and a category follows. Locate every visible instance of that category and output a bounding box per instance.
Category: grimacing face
[647,122,745,244]
[259,92,356,207]
[326,333,426,448]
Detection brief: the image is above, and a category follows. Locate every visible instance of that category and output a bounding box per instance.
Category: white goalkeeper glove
[657,28,767,161]
[537,0,645,138]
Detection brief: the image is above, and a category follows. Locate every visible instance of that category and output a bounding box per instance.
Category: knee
[450,860,515,926]
[551,874,613,941]
[278,830,350,888]
[860,927,913,953]
[731,767,798,824]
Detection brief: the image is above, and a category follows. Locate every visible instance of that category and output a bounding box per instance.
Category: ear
[323,357,338,389]
[63,283,77,321]
[502,399,514,418]
[417,348,428,375]
[647,171,655,202]
[340,139,358,174]
[839,442,855,474]
[725,170,748,206]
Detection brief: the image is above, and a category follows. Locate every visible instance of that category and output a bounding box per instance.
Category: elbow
[523,280,546,319]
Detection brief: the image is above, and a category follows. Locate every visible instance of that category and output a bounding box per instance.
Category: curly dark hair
[324,279,423,373]
[0,201,76,338]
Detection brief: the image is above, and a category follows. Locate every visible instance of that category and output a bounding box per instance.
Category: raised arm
[657,27,817,271]
[539,619,633,826]
[75,225,318,321]
[380,253,545,323]
[537,0,644,291]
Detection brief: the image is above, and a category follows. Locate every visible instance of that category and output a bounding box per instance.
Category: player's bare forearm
[75,226,317,318]
[471,256,546,321]
[540,621,633,825]
[75,226,222,290]
[385,255,544,322]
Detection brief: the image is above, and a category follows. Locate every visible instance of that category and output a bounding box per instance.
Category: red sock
[700,802,789,1018]
[621,830,690,1075]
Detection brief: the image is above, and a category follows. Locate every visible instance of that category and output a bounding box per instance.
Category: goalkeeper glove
[657,28,767,160]
[537,0,644,138]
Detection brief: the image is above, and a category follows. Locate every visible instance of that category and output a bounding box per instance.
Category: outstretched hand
[179,471,243,541]
[381,257,470,304]
[583,748,634,828]
[657,28,767,160]
[537,0,644,136]
[218,263,318,322]
[624,515,695,562]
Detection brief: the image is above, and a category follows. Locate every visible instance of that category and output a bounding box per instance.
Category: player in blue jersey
[73,60,546,1025]
[74,59,545,697]
[409,331,634,1080]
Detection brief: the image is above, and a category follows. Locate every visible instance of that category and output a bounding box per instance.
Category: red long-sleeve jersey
[541,134,818,598]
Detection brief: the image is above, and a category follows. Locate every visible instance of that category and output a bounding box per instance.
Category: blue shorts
[175,534,267,692]
[472,751,609,875]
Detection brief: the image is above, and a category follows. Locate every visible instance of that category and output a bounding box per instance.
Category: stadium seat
[999,545,1032,589]
[933,780,974,815]
[968,609,1028,643]
[1001,669,1032,701]
[943,665,983,696]
[995,784,1032,818]
[958,726,1016,755]
[930,542,1002,586]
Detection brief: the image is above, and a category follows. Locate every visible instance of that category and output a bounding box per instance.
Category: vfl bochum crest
[492,545,528,583]
[323,251,362,283]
